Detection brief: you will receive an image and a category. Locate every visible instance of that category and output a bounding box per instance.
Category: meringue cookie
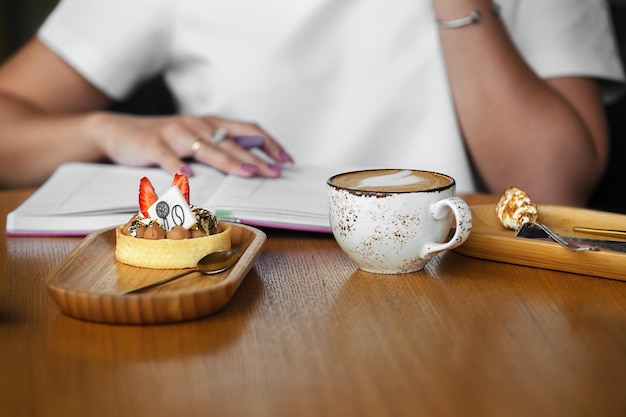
[496,187,538,230]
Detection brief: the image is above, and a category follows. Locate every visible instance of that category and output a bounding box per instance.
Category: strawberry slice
[138,177,158,217]
[172,173,190,204]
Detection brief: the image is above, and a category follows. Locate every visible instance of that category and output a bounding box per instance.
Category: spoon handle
[573,226,626,239]
[123,269,198,295]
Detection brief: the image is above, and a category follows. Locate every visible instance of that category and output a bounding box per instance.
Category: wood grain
[2,191,626,417]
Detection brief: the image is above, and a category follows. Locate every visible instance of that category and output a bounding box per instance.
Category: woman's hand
[89,112,293,178]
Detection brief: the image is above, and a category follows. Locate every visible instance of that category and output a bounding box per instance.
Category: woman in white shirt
[0,0,622,205]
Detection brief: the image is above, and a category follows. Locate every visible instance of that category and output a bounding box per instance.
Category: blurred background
[1,0,58,61]
[0,0,176,116]
[1,0,625,211]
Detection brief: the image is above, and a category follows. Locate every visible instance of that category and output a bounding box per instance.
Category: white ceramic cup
[327,169,472,274]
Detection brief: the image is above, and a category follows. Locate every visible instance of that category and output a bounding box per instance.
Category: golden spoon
[123,250,239,295]
[572,226,626,240]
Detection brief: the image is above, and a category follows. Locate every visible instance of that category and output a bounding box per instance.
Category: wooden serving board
[454,204,626,282]
[46,223,266,324]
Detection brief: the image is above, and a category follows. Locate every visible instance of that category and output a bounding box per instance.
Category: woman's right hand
[89,112,293,178]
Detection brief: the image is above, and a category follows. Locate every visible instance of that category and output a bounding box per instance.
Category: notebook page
[204,165,344,227]
[12,162,226,216]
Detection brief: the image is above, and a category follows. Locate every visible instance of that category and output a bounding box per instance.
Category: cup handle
[420,197,472,259]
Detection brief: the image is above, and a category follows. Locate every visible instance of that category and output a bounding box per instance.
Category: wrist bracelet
[437,3,501,29]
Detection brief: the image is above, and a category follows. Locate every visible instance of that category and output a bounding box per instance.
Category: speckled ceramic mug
[327,169,472,274]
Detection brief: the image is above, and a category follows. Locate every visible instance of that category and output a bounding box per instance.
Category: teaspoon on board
[123,250,239,295]
[516,223,599,252]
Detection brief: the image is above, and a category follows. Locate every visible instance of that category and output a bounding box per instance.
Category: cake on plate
[115,174,231,269]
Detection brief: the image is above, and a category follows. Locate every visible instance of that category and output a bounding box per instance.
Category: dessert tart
[115,174,231,269]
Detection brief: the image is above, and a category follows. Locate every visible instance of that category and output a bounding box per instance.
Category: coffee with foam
[329,169,453,193]
[327,168,471,274]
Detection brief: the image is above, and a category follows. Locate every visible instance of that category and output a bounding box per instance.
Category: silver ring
[211,127,229,145]
[190,139,203,155]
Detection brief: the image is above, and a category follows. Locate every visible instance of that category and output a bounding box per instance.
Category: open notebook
[6,162,348,236]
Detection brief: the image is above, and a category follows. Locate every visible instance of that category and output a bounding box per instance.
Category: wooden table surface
[1,189,626,417]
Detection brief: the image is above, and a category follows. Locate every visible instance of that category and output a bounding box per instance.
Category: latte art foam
[330,169,452,192]
[357,170,423,188]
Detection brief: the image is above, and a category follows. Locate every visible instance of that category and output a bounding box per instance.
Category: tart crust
[115,223,232,269]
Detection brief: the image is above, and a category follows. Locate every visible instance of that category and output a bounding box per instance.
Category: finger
[173,116,288,177]
[142,140,193,177]
[214,139,283,177]
[233,135,266,149]
[203,117,294,164]
[189,122,283,177]
[154,118,263,177]
[182,123,274,176]
[192,140,271,178]
[257,133,294,164]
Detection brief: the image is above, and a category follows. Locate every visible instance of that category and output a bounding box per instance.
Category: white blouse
[39,0,624,192]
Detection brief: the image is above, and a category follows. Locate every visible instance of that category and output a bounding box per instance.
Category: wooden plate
[453,204,626,282]
[46,223,266,324]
